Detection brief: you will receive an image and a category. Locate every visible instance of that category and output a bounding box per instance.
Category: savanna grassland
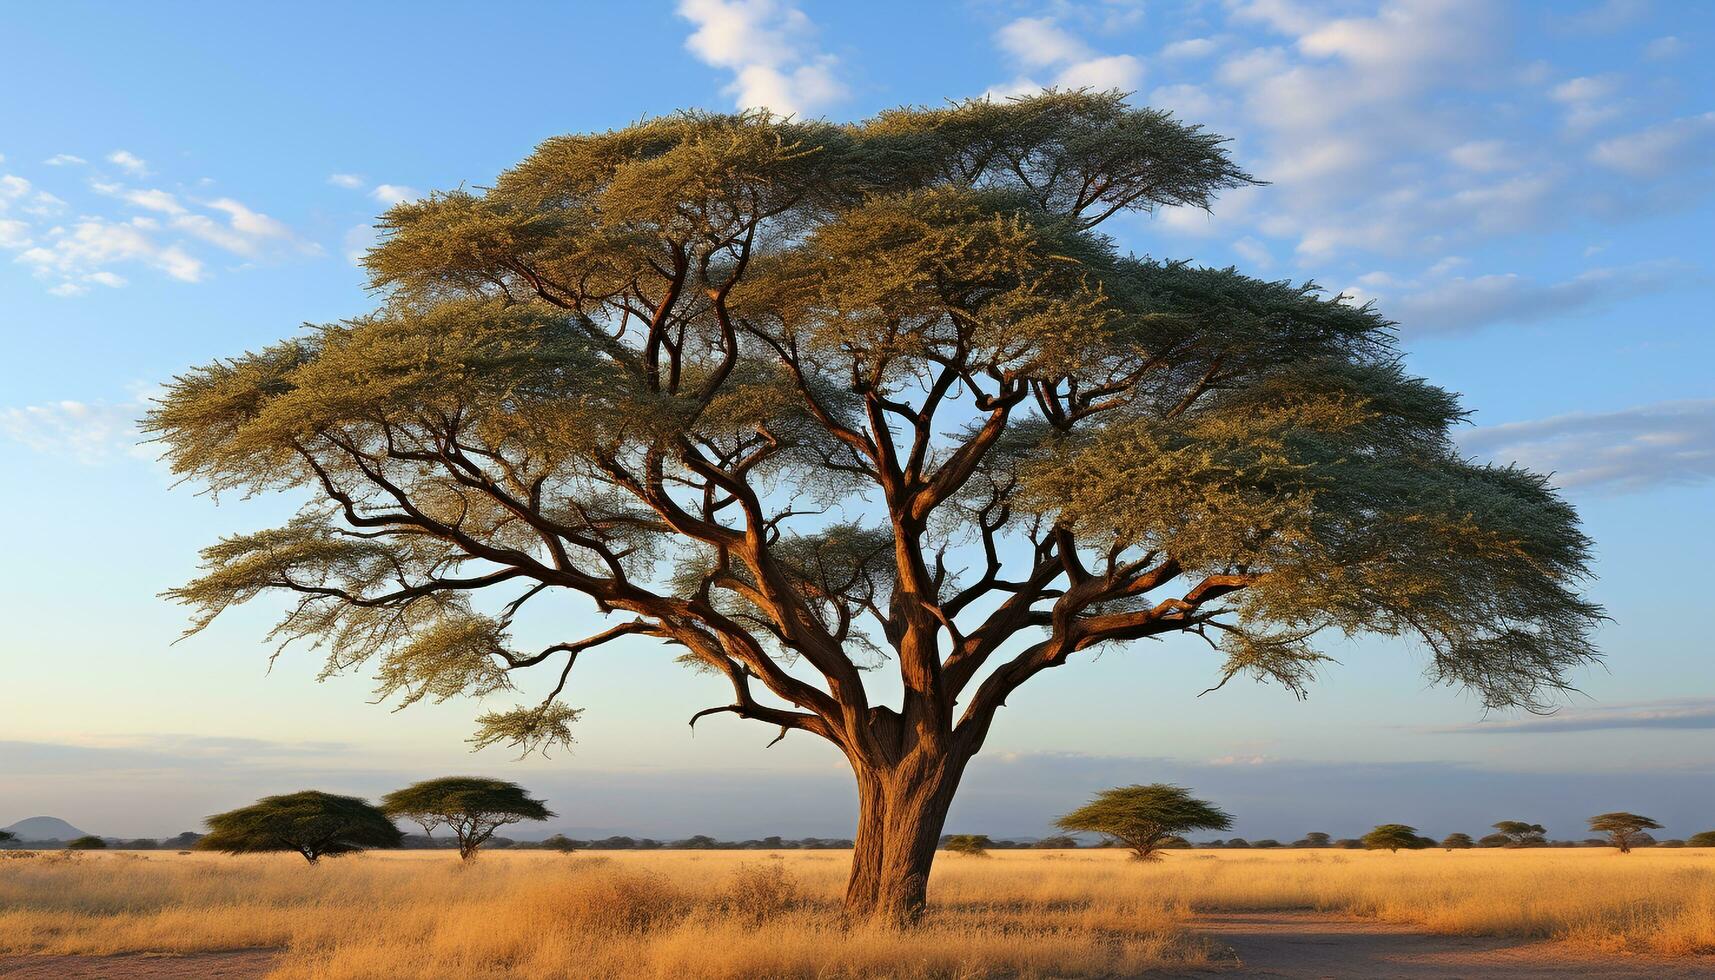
[2,847,1713,978]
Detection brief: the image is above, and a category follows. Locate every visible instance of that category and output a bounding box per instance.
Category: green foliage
[0,831,14,846]
[381,777,553,861]
[1362,824,1427,853]
[944,834,993,856]
[1688,831,1715,848]
[1492,820,1547,846]
[143,92,1602,909]
[541,834,580,853]
[65,836,106,850]
[1055,784,1232,860]
[197,791,403,863]
[1441,832,1475,850]
[1588,812,1662,852]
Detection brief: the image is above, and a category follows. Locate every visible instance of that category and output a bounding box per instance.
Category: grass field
[2,847,1712,977]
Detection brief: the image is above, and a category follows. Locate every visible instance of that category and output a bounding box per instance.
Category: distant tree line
[6,784,1704,857]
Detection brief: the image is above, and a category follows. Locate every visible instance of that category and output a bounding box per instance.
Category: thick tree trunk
[842,748,971,925]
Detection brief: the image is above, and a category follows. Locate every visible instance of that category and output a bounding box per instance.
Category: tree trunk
[842,747,971,926]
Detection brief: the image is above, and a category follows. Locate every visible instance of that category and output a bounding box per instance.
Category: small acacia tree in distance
[1056,784,1232,861]
[1688,831,1715,848]
[65,835,106,850]
[1362,824,1425,853]
[381,777,552,862]
[1588,812,1662,853]
[542,834,580,853]
[1492,820,1547,847]
[1441,832,1474,850]
[944,834,992,857]
[147,92,1604,924]
[199,791,403,864]
[0,830,15,848]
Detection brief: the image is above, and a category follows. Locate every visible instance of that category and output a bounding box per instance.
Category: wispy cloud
[1391,262,1683,335]
[1460,399,1715,492]
[106,149,148,176]
[43,153,86,166]
[1429,698,1715,735]
[677,0,847,116]
[327,172,365,189]
[369,183,419,206]
[0,389,156,463]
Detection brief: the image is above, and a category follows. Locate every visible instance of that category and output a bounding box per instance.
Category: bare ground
[1188,911,1715,978]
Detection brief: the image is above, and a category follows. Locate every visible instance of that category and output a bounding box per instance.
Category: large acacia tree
[148,93,1600,923]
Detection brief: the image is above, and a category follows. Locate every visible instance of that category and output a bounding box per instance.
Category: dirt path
[1188,910,1715,978]
[0,949,279,979]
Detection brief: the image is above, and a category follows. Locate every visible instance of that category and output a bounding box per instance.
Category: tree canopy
[1441,832,1475,850]
[1362,824,1426,853]
[1055,783,1232,860]
[65,836,106,850]
[1588,812,1662,853]
[1688,831,1715,848]
[198,791,403,863]
[146,91,1602,922]
[381,776,552,861]
[943,834,992,856]
[1492,820,1547,847]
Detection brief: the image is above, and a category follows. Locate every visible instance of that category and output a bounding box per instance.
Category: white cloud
[1446,139,1512,172]
[1391,263,1679,334]
[15,217,204,285]
[1460,400,1715,492]
[1231,235,1273,268]
[370,183,419,206]
[206,197,294,241]
[1550,74,1623,130]
[327,173,365,189]
[0,174,30,200]
[0,218,30,248]
[676,0,847,116]
[1590,112,1715,178]
[0,394,155,464]
[998,17,1093,68]
[1161,37,1220,60]
[1643,35,1685,60]
[992,16,1144,98]
[121,188,187,215]
[107,150,149,176]
[43,154,86,166]
[1054,53,1143,90]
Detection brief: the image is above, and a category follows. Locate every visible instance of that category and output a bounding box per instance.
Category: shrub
[716,862,800,925]
[1688,831,1715,848]
[65,836,106,850]
[1362,825,1427,853]
[1441,833,1475,849]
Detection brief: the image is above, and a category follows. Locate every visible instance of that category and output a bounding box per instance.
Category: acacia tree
[1441,832,1475,850]
[0,831,15,848]
[147,93,1602,923]
[1588,812,1661,853]
[1362,824,1425,853]
[381,776,552,861]
[1055,783,1232,860]
[1491,820,1546,847]
[198,791,403,863]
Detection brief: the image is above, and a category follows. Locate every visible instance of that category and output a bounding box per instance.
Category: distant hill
[3,816,90,841]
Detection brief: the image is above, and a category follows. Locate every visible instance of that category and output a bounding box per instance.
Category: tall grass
[1,847,1710,977]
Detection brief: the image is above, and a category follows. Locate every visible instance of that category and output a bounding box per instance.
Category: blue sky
[1,0,1712,841]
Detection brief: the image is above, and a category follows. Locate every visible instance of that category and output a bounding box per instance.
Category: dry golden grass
[1,846,1711,977]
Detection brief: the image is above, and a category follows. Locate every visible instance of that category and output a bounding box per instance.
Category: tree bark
[842,745,973,925]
